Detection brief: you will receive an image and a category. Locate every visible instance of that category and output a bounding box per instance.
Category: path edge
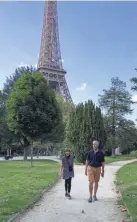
[8,158,60,222]
[8,176,59,222]
[116,161,136,222]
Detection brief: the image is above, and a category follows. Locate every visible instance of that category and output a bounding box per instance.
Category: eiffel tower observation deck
[37,0,72,101]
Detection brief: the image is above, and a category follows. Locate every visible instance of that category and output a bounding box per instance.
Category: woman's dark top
[62,155,74,180]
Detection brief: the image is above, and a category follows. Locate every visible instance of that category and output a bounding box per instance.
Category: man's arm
[85,153,89,175]
[101,153,105,177]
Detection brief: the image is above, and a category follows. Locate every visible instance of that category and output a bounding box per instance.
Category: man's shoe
[93,196,98,201]
[65,192,68,197]
[88,196,92,202]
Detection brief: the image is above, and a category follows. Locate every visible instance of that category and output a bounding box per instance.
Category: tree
[54,95,73,154]
[67,100,106,163]
[0,66,36,159]
[117,119,137,154]
[6,71,63,167]
[130,69,137,93]
[3,66,36,97]
[98,77,132,155]
[103,114,137,155]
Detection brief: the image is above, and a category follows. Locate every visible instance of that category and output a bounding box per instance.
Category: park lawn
[75,155,134,165]
[117,161,137,222]
[0,160,59,222]
[105,155,134,164]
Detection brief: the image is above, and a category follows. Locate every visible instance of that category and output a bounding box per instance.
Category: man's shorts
[87,166,101,182]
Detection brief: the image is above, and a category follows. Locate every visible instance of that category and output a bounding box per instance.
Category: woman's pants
[65,177,72,193]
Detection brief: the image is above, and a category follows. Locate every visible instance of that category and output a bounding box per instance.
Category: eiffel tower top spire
[37,0,72,102]
[37,0,63,70]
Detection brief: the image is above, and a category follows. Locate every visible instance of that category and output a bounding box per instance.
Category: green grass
[117,161,137,222]
[75,155,134,165]
[105,155,134,164]
[0,160,59,222]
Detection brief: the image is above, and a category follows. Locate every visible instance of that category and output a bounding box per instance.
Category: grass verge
[117,161,137,222]
[105,155,134,164]
[75,155,134,165]
[0,160,59,222]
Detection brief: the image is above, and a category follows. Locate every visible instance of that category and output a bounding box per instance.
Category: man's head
[92,140,99,151]
[65,149,71,156]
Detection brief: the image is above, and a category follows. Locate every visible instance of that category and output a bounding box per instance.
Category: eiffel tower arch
[37,0,72,101]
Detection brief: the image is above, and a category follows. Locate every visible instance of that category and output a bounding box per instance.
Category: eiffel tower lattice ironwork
[37,0,72,101]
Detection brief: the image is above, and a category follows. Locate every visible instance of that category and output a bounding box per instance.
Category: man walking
[85,140,105,202]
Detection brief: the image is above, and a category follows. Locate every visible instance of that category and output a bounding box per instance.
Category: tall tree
[130,69,137,93]
[68,100,106,163]
[98,77,132,155]
[6,72,63,166]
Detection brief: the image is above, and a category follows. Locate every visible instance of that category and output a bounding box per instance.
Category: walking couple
[59,140,105,202]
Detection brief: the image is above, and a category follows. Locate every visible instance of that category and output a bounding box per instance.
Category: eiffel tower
[37,0,72,101]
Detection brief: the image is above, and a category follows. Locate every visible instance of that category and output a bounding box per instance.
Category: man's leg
[93,182,98,200]
[93,167,101,200]
[88,167,94,202]
[88,181,93,201]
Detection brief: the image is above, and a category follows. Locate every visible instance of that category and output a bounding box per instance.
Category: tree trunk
[24,147,28,160]
[111,148,115,156]
[30,142,33,167]
[7,148,9,156]
[37,148,39,158]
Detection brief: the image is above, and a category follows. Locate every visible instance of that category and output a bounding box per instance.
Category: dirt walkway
[14,160,134,222]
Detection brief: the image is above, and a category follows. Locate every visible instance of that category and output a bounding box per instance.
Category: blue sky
[0,1,137,120]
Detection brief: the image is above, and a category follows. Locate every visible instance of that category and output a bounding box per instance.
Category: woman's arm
[85,152,90,175]
[59,160,64,178]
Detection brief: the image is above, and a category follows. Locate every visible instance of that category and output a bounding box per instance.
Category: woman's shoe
[67,193,71,199]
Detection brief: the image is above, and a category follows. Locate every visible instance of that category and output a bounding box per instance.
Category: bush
[129,150,137,158]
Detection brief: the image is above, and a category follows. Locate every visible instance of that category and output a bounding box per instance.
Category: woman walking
[60,149,74,199]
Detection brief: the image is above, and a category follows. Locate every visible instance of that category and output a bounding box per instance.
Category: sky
[0,1,137,121]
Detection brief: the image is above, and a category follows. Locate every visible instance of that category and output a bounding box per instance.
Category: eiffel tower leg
[59,79,72,102]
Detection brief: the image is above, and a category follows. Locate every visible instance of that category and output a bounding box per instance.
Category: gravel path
[15,160,134,222]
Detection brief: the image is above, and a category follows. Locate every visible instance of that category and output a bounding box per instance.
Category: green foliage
[67,100,106,163]
[3,66,36,97]
[129,150,137,157]
[0,67,36,156]
[131,71,137,92]
[6,72,63,141]
[99,77,132,155]
[99,77,132,117]
[103,115,137,155]
[55,94,73,153]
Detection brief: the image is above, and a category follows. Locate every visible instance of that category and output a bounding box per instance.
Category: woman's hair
[65,149,71,152]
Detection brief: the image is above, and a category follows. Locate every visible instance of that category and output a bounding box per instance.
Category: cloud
[132,95,137,103]
[76,82,87,91]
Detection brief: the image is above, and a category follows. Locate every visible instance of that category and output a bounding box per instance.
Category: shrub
[129,150,137,158]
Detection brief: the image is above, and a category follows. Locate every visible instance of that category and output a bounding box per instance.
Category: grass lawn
[75,155,134,165]
[117,161,137,222]
[0,160,59,222]
[105,155,134,164]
